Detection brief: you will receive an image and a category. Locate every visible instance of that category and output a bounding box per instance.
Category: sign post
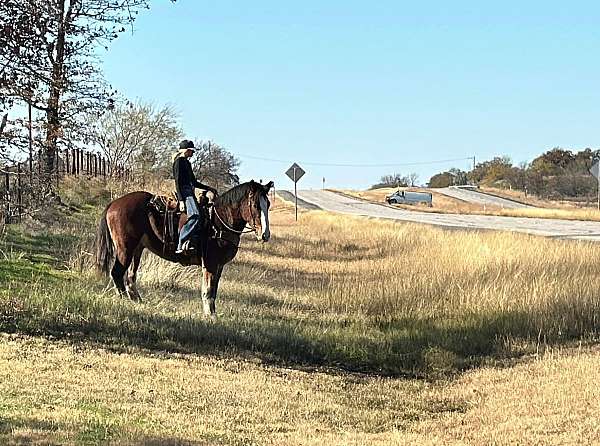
[285,162,305,221]
[589,160,600,211]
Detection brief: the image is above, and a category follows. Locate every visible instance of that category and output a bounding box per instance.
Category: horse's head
[240,180,274,242]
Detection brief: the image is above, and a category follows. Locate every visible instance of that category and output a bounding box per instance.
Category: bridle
[213,205,257,235]
[211,188,271,241]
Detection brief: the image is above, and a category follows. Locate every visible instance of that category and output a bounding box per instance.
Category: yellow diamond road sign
[285,163,305,183]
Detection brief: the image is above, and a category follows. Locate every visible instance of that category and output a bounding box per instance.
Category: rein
[213,205,256,235]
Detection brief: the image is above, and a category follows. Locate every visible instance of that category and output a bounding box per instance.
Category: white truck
[386,190,433,207]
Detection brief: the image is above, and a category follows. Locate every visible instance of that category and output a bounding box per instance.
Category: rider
[173,140,218,254]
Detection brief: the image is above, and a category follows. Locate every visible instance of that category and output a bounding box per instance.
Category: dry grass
[481,186,598,209]
[403,346,600,445]
[2,334,598,445]
[338,187,491,214]
[341,187,600,222]
[2,193,600,444]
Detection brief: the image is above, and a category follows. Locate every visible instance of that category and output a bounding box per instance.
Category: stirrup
[176,240,195,254]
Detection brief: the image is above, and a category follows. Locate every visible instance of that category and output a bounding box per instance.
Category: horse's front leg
[201,265,223,320]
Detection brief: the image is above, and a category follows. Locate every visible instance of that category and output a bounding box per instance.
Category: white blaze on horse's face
[259,194,270,242]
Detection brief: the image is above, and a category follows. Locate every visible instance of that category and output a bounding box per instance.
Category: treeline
[427,148,600,199]
[0,0,239,224]
[90,101,240,190]
[371,173,419,189]
[0,0,239,196]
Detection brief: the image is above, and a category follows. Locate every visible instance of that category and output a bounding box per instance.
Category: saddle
[148,192,214,254]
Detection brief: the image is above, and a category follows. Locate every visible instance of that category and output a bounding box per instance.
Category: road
[437,187,533,209]
[288,190,600,241]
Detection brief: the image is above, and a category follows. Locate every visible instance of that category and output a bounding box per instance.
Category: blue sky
[102,1,600,190]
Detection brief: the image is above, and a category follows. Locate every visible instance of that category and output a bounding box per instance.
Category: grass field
[1,186,600,444]
[341,187,600,222]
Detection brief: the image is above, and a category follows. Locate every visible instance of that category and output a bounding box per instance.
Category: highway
[437,187,534,209]
[288,190,600,241]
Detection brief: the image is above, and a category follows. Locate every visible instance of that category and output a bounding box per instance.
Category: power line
[233,153,474,168]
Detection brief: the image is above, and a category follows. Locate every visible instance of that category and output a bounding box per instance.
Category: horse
[95,180,274,318]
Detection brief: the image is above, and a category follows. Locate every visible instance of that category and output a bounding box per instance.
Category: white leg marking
[259,195,270,241]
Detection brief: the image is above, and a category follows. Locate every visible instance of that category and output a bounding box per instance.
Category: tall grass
[2,196,600,377]
[2,185,600,444]
[114,205,600,375]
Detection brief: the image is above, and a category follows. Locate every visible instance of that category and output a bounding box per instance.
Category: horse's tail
[95,206,114,276]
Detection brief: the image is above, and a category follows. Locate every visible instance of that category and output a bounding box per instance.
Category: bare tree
[408,172,419,187]
[0,0,155,180]
[91,101,183,175]
[192,141,240,191]
[371,173,409,189]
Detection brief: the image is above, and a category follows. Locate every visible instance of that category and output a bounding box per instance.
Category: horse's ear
[263,181,274,193]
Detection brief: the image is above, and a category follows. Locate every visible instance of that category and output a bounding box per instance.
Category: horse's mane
[216,181,262,207]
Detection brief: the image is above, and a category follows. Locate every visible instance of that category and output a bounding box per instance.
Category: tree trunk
[45,0,67,178]
[0,113,7,137]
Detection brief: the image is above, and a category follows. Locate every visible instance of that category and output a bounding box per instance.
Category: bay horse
[95,180,274,318]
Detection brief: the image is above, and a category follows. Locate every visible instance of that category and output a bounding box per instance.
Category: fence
[1,149,131,224]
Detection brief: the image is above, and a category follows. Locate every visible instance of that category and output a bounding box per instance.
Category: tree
[371,173,409,189]
[573,148,600,169]
[91,101,183,175]
[192,141,240,191]
[0,0,154,179]
[407,172,419,187]
[0,1,44,161]
[468,156,513,185]
[448,168,468,186]
[0,1,43,111]
[532,148,575,171]
[428,172,454,188]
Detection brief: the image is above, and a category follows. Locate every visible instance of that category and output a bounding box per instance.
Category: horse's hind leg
[110,258,128,296]
[126,244,144,302]
[111,236,141,300]
[202,264,223,320]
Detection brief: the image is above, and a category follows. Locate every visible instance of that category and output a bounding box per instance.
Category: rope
[213,206,256,235]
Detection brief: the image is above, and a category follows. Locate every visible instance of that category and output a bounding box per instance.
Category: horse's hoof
[202,298,216,316]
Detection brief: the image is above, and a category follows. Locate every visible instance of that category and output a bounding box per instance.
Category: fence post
[4,171,10,224]
[17,163,22,223]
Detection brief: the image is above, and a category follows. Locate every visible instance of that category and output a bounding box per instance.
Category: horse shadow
[10,277,597,380]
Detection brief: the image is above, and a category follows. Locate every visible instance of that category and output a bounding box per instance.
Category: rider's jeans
[177,195,202,250]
